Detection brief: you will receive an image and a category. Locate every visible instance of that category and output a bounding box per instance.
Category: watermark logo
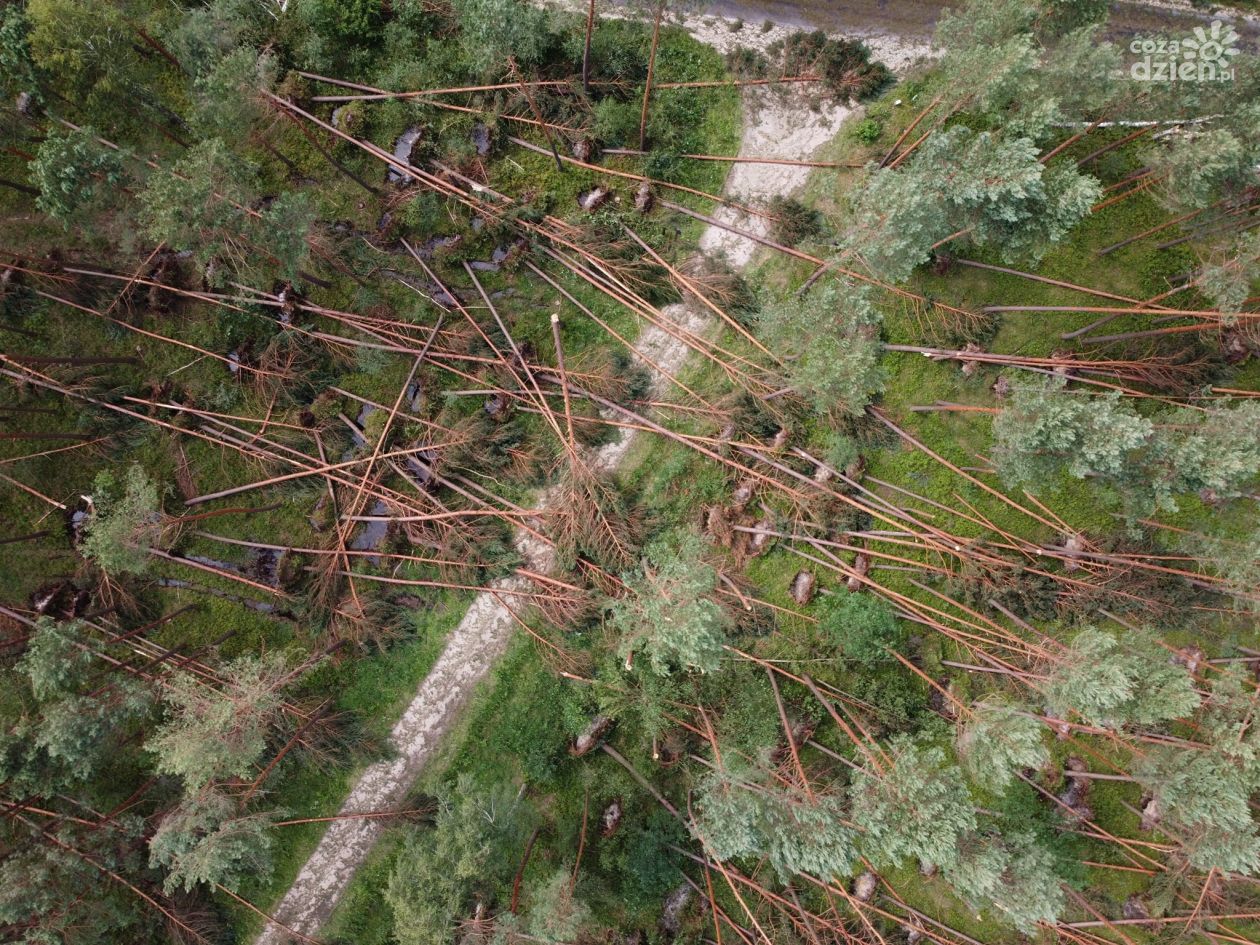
[1130,19,1240,82]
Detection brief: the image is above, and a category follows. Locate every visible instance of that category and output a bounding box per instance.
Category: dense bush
[818,592,904,662]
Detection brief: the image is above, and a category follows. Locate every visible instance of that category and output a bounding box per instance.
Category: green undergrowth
[228,589,470,939]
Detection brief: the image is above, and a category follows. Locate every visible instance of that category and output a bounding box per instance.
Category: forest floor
[254,11,923,943]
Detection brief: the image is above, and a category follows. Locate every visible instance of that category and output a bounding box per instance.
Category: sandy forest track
[256,15,906,945]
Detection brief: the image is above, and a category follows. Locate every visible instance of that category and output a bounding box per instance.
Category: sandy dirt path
[642,0,1260,48]
[255,14,905,944]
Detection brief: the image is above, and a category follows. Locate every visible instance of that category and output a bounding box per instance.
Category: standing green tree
[448,0,555,78]
[992,377,1153,487]
[159,0,258,78]
[387,777,526,945]
[846,128,1100,282]
[522,868,596,943]
[817,591,904,662]
[293,0,385,72]
[1130,673,1260,874]
[28,126,127,226]
[944,830,1066,932]
[1,619,155,943]
[1198,230,1260,314]
[0,5,41,103]
[24,0,171,133]
[694,758,857,881]
[1133,746,1260,874]
[956,701,1048,791]
[149,789,278,893]
[5,618,150,794]
[139,138,257,285]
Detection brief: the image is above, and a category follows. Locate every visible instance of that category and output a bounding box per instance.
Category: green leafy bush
[849,117,882,144]
[818,592,903,662]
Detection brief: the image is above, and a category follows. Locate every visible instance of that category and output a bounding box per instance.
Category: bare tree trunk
[0,432,95,441]
[0,177,39,197]
[510,827,542,914]
[582,0,596,94]
[279,108,381,197]
[5,354,141,366]
[131,25,185,73]
[0,530,49,546]
[638,0,665,151]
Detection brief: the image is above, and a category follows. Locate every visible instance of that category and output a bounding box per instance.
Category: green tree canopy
[1198,231,1260,314]
[159,0,255,77]
[694,759,857,882]
[0,818,150,945]
[610,531,730,676]
[147,652,290,790]
[817,592,904,662]
[387,776,525,945]
[933,0,1116,128]
[993,376,1153,486]
[149,789,277,893]
[1149,121,1260,210]
[82,464,162,576]
[846,128,1100,281]
[523,868,595,943]
[0,5,41,102]
[3,619,149,793]
[945,830,1066,932]
[1134,746,1260,874]
[956,701,1048,791]
[760,279,885,416]
[1163,401,1260,500]
[139,138,258,285]
[1196,525,1260,613]
[449,0,555,77]
[995,381,1260,516]
[851,734,977,871]
[29,126,126,225]
[1043,628,1199,729]
[25,0,166,132]
[1129,674,1260,874]
[189,46,278,139]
